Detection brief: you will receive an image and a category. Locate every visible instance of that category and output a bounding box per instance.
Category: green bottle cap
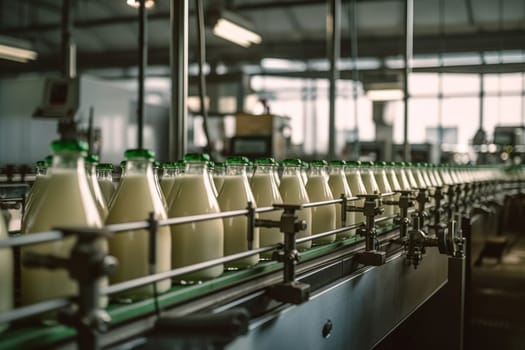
[310,160,328,167]
[85,154,99,164]
[346,160,361,166]
[215,161,225,168]
[226,156,250,165]
[120,160,127,168]
[51,139,88,153]
[183,153,210,162]
[361,161,374,167]
[329,160,346,166]
[255,157,277,165]
[36,160,46,167]
[161,162,176,169]
[44,155,53,166]
[174,161,186,168]
[96,163,113,170]
[208,160,215,168]
[282,159,302,166]
[124,149,155,159]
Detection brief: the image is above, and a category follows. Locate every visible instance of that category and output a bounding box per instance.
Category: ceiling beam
[1,29,524,75]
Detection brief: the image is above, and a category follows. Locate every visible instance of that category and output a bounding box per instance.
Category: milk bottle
[85,155,108,220]
[207,161,219,197]
[424,163,440,187]
[373,162,394,222]
[166,161,185,203]
[0,212,13,333]
[410,163,427,189]
[21,160,48,232]
[279,159,312,250]
[250,158,283,259]
[306,160,336,245]
[327,160,356,239]
[106,149,172,300]
[345,161,367,226]
[168,154,224,282]
[384,162,402,214]
[300,160,309,186]
[218,157,260,269]
[394,162,412,191]
[21,139,106,308]
[96,163,115,205]
[153,161,168,209]
[272,161,281,187]
[404,163,419,190]
[160,162,177,199]
[213,162,226,193]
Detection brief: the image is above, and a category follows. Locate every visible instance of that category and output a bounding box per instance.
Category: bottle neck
[254,165,272,175]
[51,151,85,173]
[309,166,326,177]
[97,169,113,181]
[36,166,47,176]
[282,166,300,177]
[162,168,177,177]
[226,164,247,177]
[126,158,154,178]
[185,161,207,176]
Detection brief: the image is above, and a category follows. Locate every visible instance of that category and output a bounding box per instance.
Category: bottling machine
[0,169,517,350]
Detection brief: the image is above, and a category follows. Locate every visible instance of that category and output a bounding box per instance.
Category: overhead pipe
[170,0,188,160]
[327,0,341,160]
[61,0,75,78]
[350,0,360,159]
[402,0,413,162]
[137,0,148,149]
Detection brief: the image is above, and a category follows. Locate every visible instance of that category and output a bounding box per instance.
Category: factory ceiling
[0,0,524,75]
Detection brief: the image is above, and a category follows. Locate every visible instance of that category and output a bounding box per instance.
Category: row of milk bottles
[0,140,509,328]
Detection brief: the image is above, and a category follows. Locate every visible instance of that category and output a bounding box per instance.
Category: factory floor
[470,231,525,350]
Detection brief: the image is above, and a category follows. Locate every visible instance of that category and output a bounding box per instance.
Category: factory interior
[0,0,525,349]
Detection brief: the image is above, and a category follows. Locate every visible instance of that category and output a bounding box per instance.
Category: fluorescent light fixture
[367,89,403,101]
[207,9,261,48]
[126,0,154,9]
[213,18,261,47]
[0,36,38,63]
[261,58,306,71]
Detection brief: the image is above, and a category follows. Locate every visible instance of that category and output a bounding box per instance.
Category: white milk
[160,177,176,199]
[22,168,107,308]
[218,175,260,269]
[306,175,336,245]
[405,166,419,190]
[345,168,367,225]
[386,166,402,214]
[411,168,427,189]
[373,168,394,220]
[213,175,225,194]
[250,173,283,258]
[169,174,224,282]
[0,213,13,333]
[328,171,356,238]
[21,175,48,233]
[279,175,312,251]
[395,166,412,191]
[98,179,115,205]
[86,171,108,220]
[106,174,172,300]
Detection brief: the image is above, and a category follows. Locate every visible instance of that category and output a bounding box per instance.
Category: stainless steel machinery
[0,170,517,350]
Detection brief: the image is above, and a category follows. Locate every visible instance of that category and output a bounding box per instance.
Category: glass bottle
[166,160,185,203]
[272,161,281,187]
[160,162,177,199]
[385,162,402,215]
[21,140,106,308]
[299,160,309,186]
[328,160,356,239]
[373,162,394,221]
[279,159,312,250]
[207,161,219,197]
[394,162,412,191]
[218,156,260,269]
[153,161,168,209]
[168,154,224,282]
[21,160,48,232]
[213,162,226,194]
[106,149,172,300]
[345,161,367,226]
[0,211,13,333]
[410,163,427,189]
[96,163,115,205]
[85,154,108,220]
[306,160,336,245]
[250,158,283,259]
